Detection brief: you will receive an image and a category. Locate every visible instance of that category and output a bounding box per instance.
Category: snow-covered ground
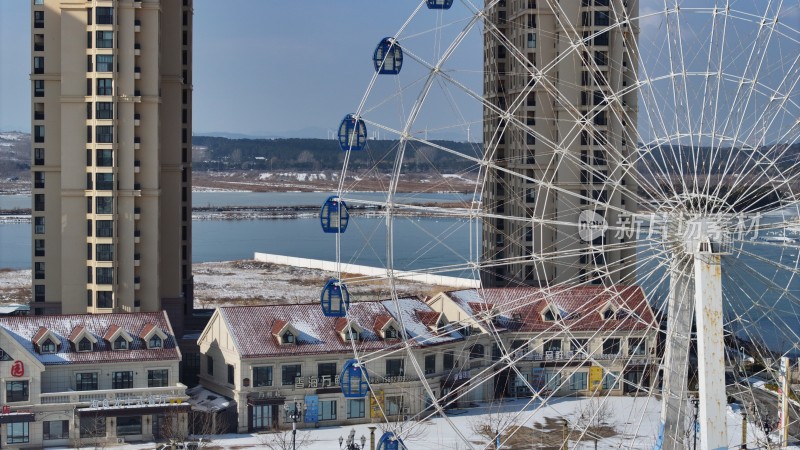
[49,396,798,450]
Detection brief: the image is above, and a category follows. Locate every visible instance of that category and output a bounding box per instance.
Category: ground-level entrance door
[250,404,278,431]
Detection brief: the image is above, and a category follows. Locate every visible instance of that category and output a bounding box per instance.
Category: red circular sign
[10,361,24,377]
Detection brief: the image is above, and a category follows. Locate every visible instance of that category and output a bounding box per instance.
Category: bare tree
[71,414,109,450]
[257,429,312,450]
[469,408,518,450]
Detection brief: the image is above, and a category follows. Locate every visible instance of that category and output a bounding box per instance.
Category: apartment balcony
[134,20,141,32]
[39,384,188,406]
[134,253,141,267]
[134,229,141,244]
[134,276,141,290]
[134,113,140,126]
[134,160,140,173]
[134,136,140,149]
[134,66,141,80]
[134,43,141,56]
[134,207,141,219]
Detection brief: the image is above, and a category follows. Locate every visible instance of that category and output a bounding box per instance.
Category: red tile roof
[103,324,121,342]
[216,298,463,359]
[0,312,179,365]
[32,326,49,344]
[372,314,393,335]
[270,320,288,336]
[139,323,156,339]
[446,285,655,333]
[415,310,440,327]
[68,325,86,342]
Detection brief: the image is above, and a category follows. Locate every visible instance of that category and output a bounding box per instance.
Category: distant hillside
[0,132,31,180]
[192,136,483,173]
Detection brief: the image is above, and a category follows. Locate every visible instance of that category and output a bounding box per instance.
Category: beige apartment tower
[30,0,193,325]
[482,0,639,287]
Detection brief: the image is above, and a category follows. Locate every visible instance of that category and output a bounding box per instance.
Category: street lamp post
[339,428,367,450]
[284,400,304,450]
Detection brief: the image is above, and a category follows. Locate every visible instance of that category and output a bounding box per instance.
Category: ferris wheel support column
[691,231,728,450]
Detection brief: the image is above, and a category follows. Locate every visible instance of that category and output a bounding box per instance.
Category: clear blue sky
[1,1,797,143]
[0,1,481,136]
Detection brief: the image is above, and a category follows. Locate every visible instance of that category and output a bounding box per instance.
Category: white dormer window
[437,317,448,329]
[283,331,295,344]
[602,308,615,320]
[385,326,398,339]
[78,337,92,352]
[114,336,128,350]
[344,328,359,341]
[543,309,557,321]
[149,335,162,349]
[41,338,57,354]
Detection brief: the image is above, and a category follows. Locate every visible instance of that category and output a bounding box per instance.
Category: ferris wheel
[320,0,800,448]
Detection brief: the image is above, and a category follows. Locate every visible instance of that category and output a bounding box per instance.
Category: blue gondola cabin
[426,0,453,9]
[373,38,403,75]
[338,114,367,152]
[320,196,349,233]
[320,279,350,317]
[377,432,406,450]
[340,359,370,398]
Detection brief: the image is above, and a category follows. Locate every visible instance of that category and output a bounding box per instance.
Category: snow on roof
[445,285,654,332]
[0,312,179,365]
[186,385,233,412]
[216,297,463,359]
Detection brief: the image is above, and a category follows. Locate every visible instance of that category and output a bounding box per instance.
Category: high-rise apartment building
[482,0,638,287]
[30,0,193,330]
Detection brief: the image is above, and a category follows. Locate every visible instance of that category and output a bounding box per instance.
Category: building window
[96,267,113,285]
[96,244,113,261]
[385,396,404,416]
[570,372,588,390]
[6,380,29,402]
[149,335,162,349]
[148,369,169,387]
[253,366,273,387]
[33,56,44,74]
[527,32,536,48]
[544,339,562,353]
[320,400,337,421]
[97,291,113,308]
[34,216,45,234]
[282,331,294,344]
[79,416,105,438]
[95,54,113,72]
[443,351,455,370]
[344,327,358,341]
[424,354,436,374]
[34,285,45,302]
[112,371,133,389]
[76,372,98,391]
[96,149,113,167]
[602,338,621,355]
[251,405,274,431]
[96,220,113,237]
[41,338,57,353]
[347,399,365,419]
[113,336,128,350]
[34,239,45,257]
[628,338,646,356]
[96,30,113,48]
[34,10,44,28]
[34,80,44,97]
[34,262,45,279]
[96,7,113,24]
[95,173,113,190]
[96,102,113,119]
[34,147,44,165]
[469,344,485,359]
[227,364,235,385]
[7,422,29,444]
[385,359,404,377]
[96,126,113,143]
[43,420,69,440]
[116,416,142,436]
[34,125,45,143]
[602,371,620,390]
[96,197,113,214]
[97,78,112,95]
[78,337,92,352]
[281,364,301,385]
